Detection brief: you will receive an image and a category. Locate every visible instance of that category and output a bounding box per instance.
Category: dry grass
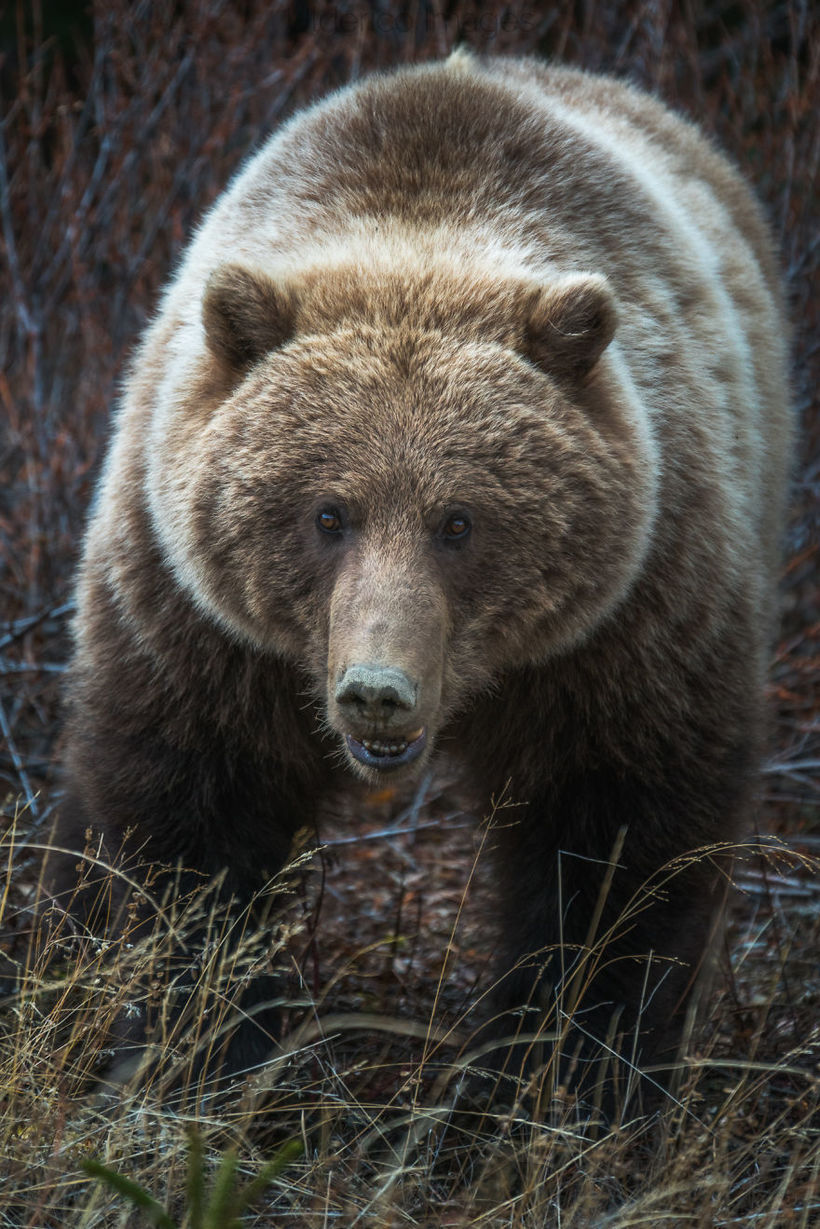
[2,812,819,1225]
[1,1,818,1224]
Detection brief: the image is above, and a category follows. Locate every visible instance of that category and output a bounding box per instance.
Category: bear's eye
[316,507,343,536]
[441,513,472,542]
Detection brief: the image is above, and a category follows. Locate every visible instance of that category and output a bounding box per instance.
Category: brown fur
[51,51,790,1105]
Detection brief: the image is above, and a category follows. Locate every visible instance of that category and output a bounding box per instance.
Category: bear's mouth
[345,726,426,771]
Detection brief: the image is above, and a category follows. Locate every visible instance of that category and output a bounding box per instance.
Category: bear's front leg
[482,756,747,1120]
[48,636,327,1084]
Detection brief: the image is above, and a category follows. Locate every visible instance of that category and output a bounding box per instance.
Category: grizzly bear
[52,51,790,1109]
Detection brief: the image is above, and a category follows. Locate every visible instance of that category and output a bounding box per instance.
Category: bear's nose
[335,663,417,723]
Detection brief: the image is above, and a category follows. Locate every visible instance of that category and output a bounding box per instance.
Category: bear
[50,50,790,1111]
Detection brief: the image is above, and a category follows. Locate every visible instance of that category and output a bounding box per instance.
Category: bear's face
[149,266,657,782]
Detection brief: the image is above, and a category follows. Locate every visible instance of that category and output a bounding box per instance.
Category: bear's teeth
[360,738,408,756]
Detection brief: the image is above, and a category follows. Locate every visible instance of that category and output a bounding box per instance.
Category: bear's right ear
[202,264,296,370]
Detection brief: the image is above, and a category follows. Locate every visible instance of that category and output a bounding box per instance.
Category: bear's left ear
[522,273,616,380]
[202,264,296,371]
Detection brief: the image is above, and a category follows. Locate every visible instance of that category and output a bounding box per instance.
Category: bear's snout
[326,551,446,778]
[328,653,435,774]
[334,662,428,771]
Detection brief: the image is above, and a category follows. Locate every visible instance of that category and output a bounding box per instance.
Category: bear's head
[147,259,657,782]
